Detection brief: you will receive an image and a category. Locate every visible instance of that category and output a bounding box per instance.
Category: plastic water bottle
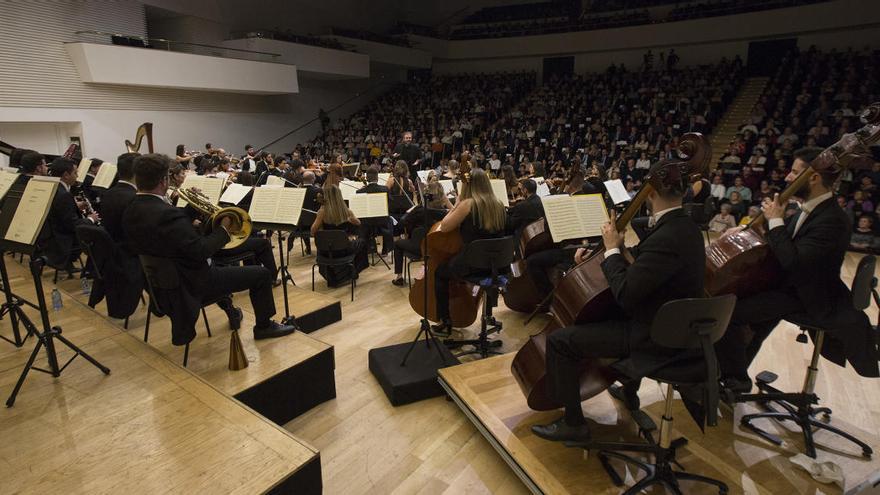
[81,278,92,295]
[51,288,63,311]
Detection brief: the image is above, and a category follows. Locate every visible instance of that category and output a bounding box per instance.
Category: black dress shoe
[391,277,406,287]
[721,376,753,395]
[253,321,296,340]
[608,383,640,411]
[431,321,452,337]
[226,307,243,331]
[531,417,591,443]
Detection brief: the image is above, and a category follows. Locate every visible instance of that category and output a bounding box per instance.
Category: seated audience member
[838,196,856,225]
[848,190,874,217]
[728,191,746,221]
[709,203,737,232]
[850,215,878,252]
[311,184,369,287]
[739,205,760,226]
[123,153,295,343]
[725,176,752,203]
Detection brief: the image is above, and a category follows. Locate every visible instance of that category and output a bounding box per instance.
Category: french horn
[177,187,251,249]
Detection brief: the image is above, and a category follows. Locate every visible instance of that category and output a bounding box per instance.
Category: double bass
[408,172,482,328]
[511,133,711,411]
[706,103,880,297]
[502,218,555,313]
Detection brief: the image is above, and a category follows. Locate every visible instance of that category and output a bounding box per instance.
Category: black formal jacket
[601,208,706,337]
[123,194,229,345]
[299,184,322,228]
[507,193,544,232]
[357,182,388,194]
[769,197,878,377]
[100,182,137,245]
[42,184,91,268]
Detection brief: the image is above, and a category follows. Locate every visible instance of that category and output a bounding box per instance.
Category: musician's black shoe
[531,417,591,443]
[721,376,753,395]
[253,321,296,340]
[608,383,640,411]
[431,320,453,337]
[226,307,243,331]
[391,277,406,287]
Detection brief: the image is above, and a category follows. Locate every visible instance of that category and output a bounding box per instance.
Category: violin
[511,133,711,411]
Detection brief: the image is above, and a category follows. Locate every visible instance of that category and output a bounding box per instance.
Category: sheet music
[604,179,630,205]
[490,179,510,207]
[219,183,252,205]
[0,170,19,201]
[439,180,455,196]
[92,162,117,188]
[377,173,390,183]
[339,180,362,201]
[178,175,225,207]
[248,186,306,224]
[416,170,430,183]
[77,158,91,183]
[541,193,608,242]
[349,192,389,218]
[265,175,285,187]
[5,177,57,245]
[535,181,551,197]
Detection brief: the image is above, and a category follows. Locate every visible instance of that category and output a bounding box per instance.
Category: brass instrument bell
[177,187,252,249]
[228,329,249,371]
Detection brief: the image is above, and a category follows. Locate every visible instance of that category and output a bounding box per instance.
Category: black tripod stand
[6,257,110,407]
[0,251,40,347]
[400,176,450,367]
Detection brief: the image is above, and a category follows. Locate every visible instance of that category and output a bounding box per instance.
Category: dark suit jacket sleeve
[52,189,88,235]
[767,215,847,272]
[161,207,229,260]
[600,241,681,314]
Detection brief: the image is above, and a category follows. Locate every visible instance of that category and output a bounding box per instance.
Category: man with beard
[531,158,705,443]
[716,146,879,392]
[393,131,421,177]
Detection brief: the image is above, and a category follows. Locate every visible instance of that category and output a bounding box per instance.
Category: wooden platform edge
[438,373,545,495]
[235,345,337,425]
[267,454,323,495]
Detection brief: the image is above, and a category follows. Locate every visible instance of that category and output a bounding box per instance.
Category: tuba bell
[177,187,251,249]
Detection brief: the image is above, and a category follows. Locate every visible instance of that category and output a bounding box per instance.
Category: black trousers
[435,253,472,322]
[526,248,574,296]
[361,218,394,254]
[201,265,275,327]
[715,288,805,381]
[393,237,421,275]
[219,237,277,275]
[547,321,645,421]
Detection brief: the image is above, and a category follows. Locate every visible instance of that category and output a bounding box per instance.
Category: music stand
[400,174,450,367]
[0,252,40,347]
[252,222,299,327]
[0,181,109,407]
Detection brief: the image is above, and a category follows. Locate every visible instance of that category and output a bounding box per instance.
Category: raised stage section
[439,353,880,494]
[0,285,320,494]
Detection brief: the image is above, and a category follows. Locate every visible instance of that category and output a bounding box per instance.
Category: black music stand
[0,182,109,406]
[0,251,40,347]
[252,222,298,327]
[400,174,450,367]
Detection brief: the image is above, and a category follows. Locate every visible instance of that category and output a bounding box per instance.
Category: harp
[125,122,154,153]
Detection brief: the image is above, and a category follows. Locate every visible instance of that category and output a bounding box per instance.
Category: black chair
[402,226,427,287]
[737,255,876,459]
[568,295,737,495]
[311,230,357,302]
[139,255,217,367]
[288,209,317,256]
[444,236,515,359]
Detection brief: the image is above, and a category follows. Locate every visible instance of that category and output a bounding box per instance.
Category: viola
[511,132,711,411]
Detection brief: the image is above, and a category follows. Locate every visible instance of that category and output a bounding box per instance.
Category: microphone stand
[401,174,450,366]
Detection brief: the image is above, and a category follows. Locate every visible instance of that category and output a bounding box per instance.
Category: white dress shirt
[605,206,682,258]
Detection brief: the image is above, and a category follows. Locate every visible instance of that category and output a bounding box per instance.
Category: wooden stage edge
[439,354,880,495]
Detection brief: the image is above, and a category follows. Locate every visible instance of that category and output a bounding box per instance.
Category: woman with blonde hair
[432,168,507,333]
[311,184,368,286]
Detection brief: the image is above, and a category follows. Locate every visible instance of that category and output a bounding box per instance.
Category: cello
[408,172,482,328]
[706,102,880,297]
[511,132,711,411]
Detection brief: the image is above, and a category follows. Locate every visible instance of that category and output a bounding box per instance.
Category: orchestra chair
[311,230,357,302]
[75,224,135,329]
[568,295,736,495]
[444,237,514,359]
[737,255,876,459]
[139,255,217,367]
[288,209,317,256]
[402,226,427,287]
[682,196,714,244]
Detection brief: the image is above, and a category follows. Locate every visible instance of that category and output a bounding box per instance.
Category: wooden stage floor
[440,353,880,494]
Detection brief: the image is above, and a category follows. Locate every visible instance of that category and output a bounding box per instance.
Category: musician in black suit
[44,158,101,270]
[357,166,393,255]
[532,159,705,442]
[241,145,257,173]
[100,152,139,245]
[288,171,322,255]
[393,131,422,177]
[507,179,544,235]
[123,154,295,344]
[717,147,879,391]
[79,158,103,209]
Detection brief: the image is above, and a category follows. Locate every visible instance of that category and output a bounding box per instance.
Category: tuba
[177,187,251,249]
[126,123,154,153]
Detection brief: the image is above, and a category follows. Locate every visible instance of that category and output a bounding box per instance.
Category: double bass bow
[511,132,712,411]
[706,102,880,297]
